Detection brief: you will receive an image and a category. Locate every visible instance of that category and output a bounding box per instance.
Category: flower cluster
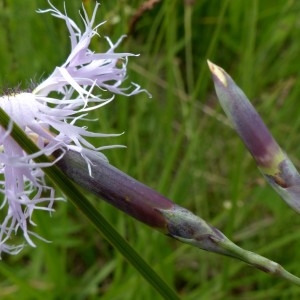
[0,1,146,255]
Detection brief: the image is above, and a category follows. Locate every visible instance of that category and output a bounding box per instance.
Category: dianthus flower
[0,1,147,255]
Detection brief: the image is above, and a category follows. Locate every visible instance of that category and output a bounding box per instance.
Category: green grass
[1,0,300,298]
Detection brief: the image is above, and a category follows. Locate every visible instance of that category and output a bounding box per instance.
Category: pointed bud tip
[207,60,228,87]
[206,59,214,70]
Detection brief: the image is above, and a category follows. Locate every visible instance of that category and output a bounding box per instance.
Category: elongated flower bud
[56,149,236,254]
[208,60,300,213]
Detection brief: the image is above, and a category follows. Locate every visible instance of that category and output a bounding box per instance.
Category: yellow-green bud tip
[207,60,228,87]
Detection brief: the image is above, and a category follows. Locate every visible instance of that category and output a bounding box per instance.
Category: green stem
[216,237,300,286]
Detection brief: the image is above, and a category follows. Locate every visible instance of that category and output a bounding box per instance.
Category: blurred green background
[1,0,300,299]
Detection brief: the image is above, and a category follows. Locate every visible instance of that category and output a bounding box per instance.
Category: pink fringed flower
[0,1,147,255]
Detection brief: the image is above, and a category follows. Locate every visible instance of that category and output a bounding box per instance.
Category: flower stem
[56,148,300,287]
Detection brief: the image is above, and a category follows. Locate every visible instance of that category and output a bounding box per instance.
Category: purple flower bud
[208,60,300,213]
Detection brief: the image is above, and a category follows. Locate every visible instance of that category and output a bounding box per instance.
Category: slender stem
[216,238,300,286]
